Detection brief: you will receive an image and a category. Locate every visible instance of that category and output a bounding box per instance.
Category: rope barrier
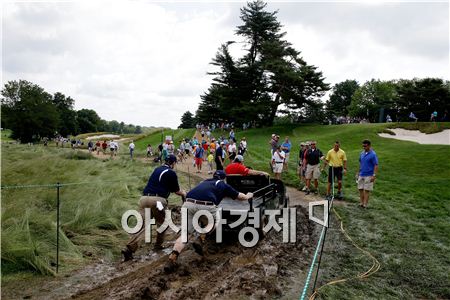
[308,207,381,300]
[1,178,143,190]
[300,167,335,300]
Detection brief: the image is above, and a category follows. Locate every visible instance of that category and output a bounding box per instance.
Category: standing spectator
[167,141,175,156]
[207,151,214,174]
[215,142,225,170]
[281,137,292,171]
[386,115,392,123]
[102,140,108,154]
[147,144,153,158]
[109,140,115,158]
[129,140,135,159]
[303,141,324,195]
[229,129,235,142]
[87,140,93,152]
[202,140,209,161]
[227,140,237,162]
[271,146,285,180]
[357,139,378,208]
[297,142,307,190]
[238,137,247,156]
[194,144,204,173]
[431,110,438,122]
[96,140,101,155]
[409,112,418,122]
[324,141,347,200]
[114,141,119,156]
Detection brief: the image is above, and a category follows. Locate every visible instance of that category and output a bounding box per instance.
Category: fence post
[56,182,60,274]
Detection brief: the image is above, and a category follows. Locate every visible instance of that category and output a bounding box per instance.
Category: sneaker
[314,190,319,195]
[121,247,133,262]
[301,186,307,191]
[305,189,310,195]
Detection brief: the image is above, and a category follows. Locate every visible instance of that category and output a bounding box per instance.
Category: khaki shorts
[273,163,283,173]
[184,201,218,234]
[358,176,374,191]
[305,164,320,180]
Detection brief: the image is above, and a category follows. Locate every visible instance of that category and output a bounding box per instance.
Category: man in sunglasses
[357,139,379,208]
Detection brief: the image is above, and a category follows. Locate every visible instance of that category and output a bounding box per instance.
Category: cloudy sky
[2,0,449,128]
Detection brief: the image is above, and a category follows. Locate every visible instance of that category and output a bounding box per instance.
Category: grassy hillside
[1,144,192,278]
[133,128,196,151]
[235,123,450,299]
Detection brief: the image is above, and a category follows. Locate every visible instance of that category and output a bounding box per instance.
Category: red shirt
[225,162,249,176]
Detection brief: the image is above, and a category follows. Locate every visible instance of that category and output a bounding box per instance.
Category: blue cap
[165,154,177,164]
[213,170,226,180]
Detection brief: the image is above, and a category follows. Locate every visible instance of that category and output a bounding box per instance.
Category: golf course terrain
[1,123,449,299]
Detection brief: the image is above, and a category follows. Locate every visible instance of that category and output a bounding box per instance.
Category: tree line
[180,1,449,128]
[326,78,450,123]
[1,80,144,142]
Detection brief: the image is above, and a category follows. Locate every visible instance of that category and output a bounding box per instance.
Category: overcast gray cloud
[2,1,448,128]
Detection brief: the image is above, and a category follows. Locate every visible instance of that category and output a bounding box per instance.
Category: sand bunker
[379,128,450,145]
[85,134,120,140]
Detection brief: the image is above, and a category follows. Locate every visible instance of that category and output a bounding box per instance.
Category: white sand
[85,134,120,140]
[379,128,450,145]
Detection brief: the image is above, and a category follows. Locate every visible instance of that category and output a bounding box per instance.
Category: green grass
[1,144,192,278]
[133,128,196,151]
[234,123,450,299]
[1,129,13,141]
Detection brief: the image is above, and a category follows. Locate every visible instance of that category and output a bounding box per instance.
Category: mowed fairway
[234,123,450,299]
[1,123,449,299]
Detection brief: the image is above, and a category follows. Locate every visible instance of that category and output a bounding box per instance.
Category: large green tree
[53,92,78,136]
[326,80,359,118]
[76,109,102,133]
[1,80,60,142]
[196,0,328,126]
[179,111,195,128]
[348,79,397,122]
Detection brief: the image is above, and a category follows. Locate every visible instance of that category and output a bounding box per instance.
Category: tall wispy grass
[1,144,188,276]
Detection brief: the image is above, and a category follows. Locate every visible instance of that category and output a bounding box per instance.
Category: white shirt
[129,143,135,150]
[228,144,236,153]
[272,151,286,163]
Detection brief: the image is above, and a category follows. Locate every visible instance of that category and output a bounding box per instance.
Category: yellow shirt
[326,148,347,167]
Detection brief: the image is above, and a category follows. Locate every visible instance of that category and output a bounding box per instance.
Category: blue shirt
[359,150,378,177]
[143,165,180,198]
[281,142,291,153]
[187,179,240,205]
[195,147,204,158]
